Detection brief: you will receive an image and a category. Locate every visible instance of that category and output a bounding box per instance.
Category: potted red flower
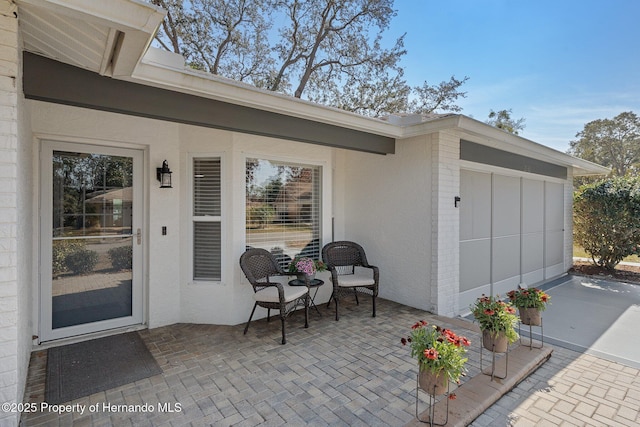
[507,286,551,326]
[401,320,470,396]
[470,295,519,352]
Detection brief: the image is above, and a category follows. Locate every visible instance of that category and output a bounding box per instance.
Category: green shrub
[574,176,640,269]
[64,248,98,275]
[52,240,85,275]
[246,204,275,229]
[108,245,132,270]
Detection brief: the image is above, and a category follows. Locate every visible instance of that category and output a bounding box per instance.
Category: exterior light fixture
[156,160,173,188]
[454,196,461,208]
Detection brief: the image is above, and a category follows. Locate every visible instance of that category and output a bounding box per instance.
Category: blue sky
[388,0,640,152]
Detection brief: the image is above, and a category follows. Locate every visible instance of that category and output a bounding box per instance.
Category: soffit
[19,3,113,74]
[17,0,165,76]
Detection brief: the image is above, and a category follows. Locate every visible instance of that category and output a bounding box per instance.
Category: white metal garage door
[459,169,564,310]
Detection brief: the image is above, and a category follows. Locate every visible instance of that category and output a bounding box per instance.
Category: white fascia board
[395,114,464,138]
[396,114,609,176]
[455,116,609,176]
[130,49,401,138]
[18,0,166,76]
[17,0,165,32]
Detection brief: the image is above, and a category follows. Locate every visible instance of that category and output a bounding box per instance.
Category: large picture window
[246,158,321,268]
[192,157,221,281]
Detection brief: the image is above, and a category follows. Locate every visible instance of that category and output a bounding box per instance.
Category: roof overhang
[134,48,400,140]
[18,0,396,154]
[16,0,611,174]
[17,0,166,76]
[392,114,610,177]
[23,52,396,154]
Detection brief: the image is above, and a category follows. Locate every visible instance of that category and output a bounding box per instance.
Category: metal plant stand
[415,375,450,426]
[519,317,544,350]
[480,334,509,381]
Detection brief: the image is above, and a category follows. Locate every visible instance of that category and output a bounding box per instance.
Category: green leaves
[568,111,640,177]
[574,177,640,269]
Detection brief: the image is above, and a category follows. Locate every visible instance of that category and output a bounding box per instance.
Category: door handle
[137,228,141,245]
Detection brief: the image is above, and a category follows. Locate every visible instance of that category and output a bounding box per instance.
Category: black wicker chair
[239,248,309,344]
[322,241,379,321]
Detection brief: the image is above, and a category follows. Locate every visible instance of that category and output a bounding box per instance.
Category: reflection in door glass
[51,151,134,329]
[52,151,133,237]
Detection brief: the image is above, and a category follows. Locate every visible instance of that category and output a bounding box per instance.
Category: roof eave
[17,0,611,176]
[130,47,401,138]
[396,114,609,177]
[17,0,166,76]
[457,116,610,176]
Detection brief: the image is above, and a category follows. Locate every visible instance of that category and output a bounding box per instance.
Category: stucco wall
[30,101,181,330]
[177,126,334,325]
[26,97,578,336]
[339,135,433,311]
[29,101,335,330]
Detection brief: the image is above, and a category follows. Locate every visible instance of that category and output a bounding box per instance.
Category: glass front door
[40,141,143,341]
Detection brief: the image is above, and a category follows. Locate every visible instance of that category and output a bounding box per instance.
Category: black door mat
[45,332,162,404]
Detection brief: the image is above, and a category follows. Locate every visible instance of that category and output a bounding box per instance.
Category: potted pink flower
[287,256,326,280]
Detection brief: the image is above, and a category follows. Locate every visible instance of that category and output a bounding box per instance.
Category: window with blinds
[246,158,321,269]
[193,157,221,281]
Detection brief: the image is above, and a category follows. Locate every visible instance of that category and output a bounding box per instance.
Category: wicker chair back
[322,241,368,267]
[240,248,283,288]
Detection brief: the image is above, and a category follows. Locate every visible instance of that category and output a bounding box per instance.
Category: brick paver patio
[470,346,640,426]
[20,296,640,426]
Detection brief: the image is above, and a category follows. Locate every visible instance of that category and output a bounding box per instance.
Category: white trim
[17,0,165,31]
[38,140,145,342]
[134,50,400,138]
[19,0,166,76]
[241,151,331,263]
[32,132,149,150]
[242,151,328,170]
[133,51,605,177]
[186,152,225,286]
[20,2,607,175]
[455,117,609,176]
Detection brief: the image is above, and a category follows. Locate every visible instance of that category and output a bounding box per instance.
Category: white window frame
[244,154,325,264]
[189,153,224,283]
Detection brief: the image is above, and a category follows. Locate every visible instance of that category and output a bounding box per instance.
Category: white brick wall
[0,1,20,425]
[430,131,460,317]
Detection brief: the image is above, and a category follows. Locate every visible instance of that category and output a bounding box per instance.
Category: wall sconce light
[156,160,173,188]
[454,196,461,208]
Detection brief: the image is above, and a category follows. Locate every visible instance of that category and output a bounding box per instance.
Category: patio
[21,298,548,426]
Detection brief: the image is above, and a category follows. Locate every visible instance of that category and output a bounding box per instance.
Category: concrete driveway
[473,273,640,426]
[530,274,640,369]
